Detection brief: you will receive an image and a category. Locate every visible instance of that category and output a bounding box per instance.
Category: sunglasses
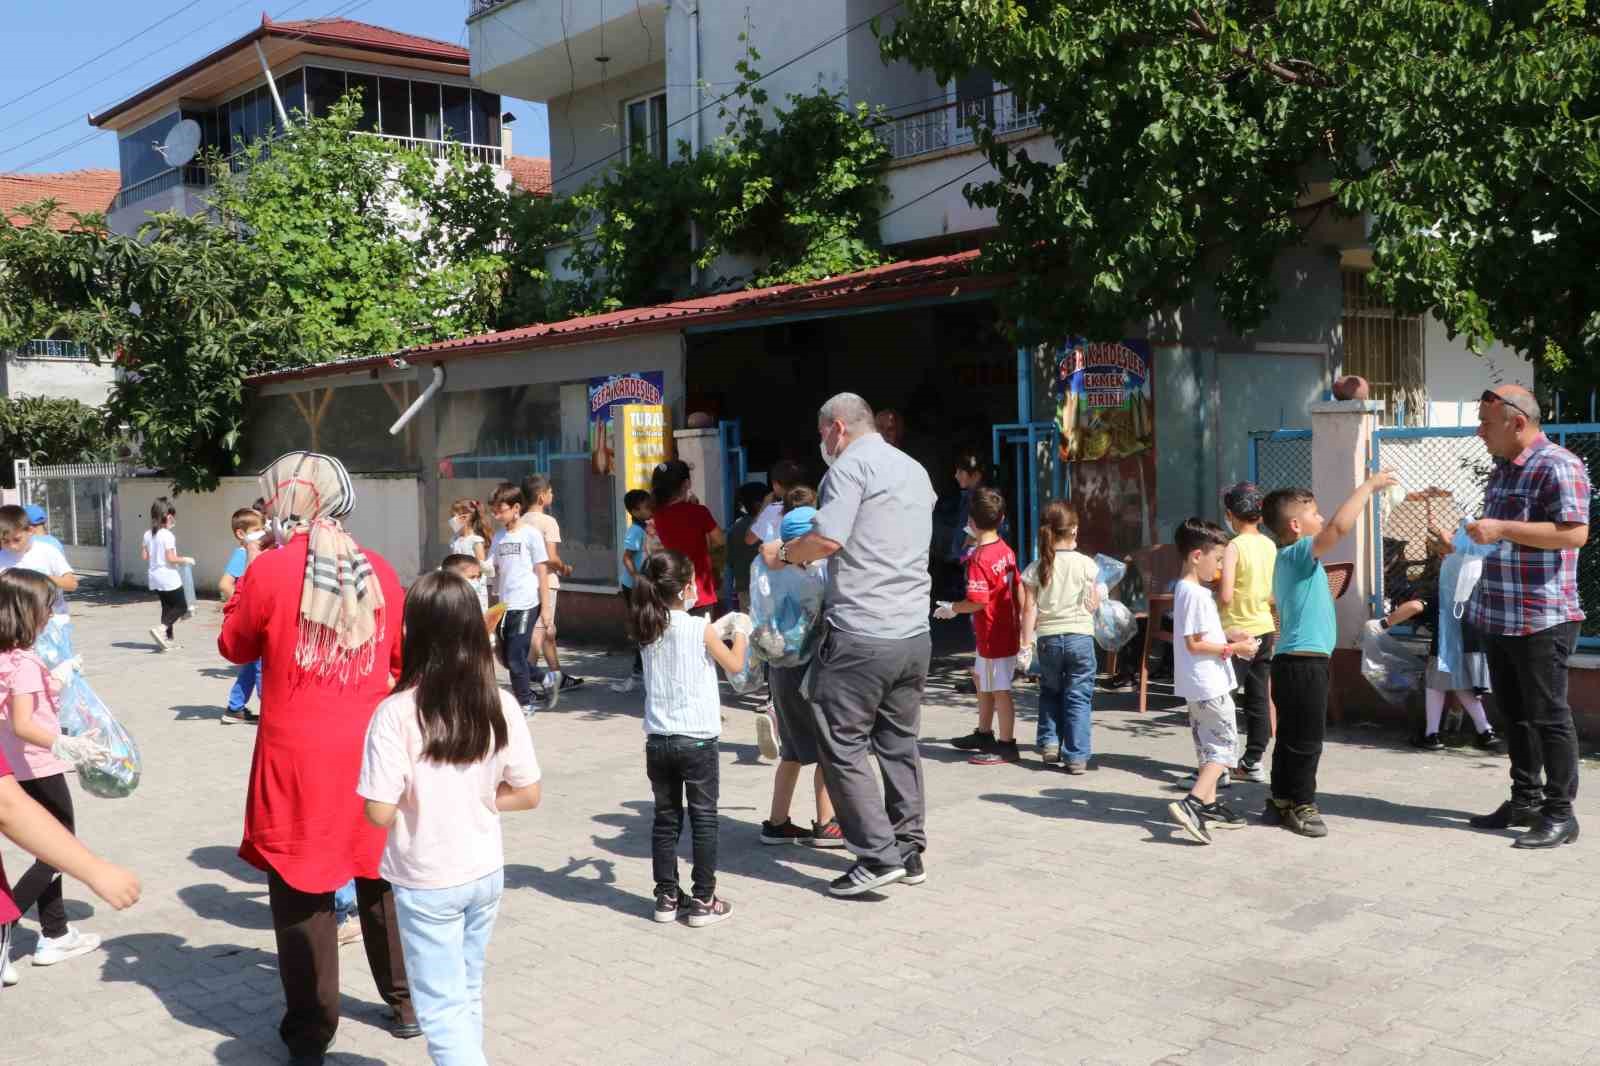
[1481,389,1534,421]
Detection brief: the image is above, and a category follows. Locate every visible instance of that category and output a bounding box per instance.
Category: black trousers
[267,870,414,1055]
[619,589,642,674]
[156,587,186,633]
[645,734,720,901]
[1270,655,1330,806]
[10,773,73,939]
[1238,633,1276,763]
[1484,622,1581,820]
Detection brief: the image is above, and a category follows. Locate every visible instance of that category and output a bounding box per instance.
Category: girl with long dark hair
[631,549,748,927]
[359,570,542,1063]
[140,497,192,651]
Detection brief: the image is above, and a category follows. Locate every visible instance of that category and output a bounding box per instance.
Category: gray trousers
[807,625,931,869]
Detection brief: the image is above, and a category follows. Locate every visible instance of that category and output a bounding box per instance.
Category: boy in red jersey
[938,487,1023,764]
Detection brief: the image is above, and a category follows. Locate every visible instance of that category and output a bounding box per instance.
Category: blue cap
[23,505,46,525]
[780,506,817,542]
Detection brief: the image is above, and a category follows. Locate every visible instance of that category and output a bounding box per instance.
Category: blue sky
[0,0,550,174]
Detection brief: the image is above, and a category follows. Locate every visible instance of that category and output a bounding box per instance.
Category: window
[624,91,667,162]
[347,73,379,132]
[1342,271,1424,425]
[117,112,179,188]
[254,86,275,140]
[379,77,411,137]
[306,66,346,118]
[414,82,442,140]
[227,96,247,151]
[469,88,500,146]
[279,69,305,123]
[441,85,471,142]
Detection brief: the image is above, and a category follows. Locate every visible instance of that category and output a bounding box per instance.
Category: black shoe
[1168,795,1213,844]
[902,851,926,885]
[759,819,813,845]
[969,739,1021,765]
[1199,800,1247,830]
[653,886,690,923]
[685,895,733,927]
[828,861,906,897]
[389,1017,422,1040]
[1411,732,1444,751]
[1513,816,1580,849]
[1474,729,1504,751]
[949,728,995,751]
[1469,800,1542,830]
[288,1054,325,1066]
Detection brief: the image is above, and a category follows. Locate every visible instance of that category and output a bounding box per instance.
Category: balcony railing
[467,0,516,19]
[875,88,1043,161]
[4,339,93,361]
[115,135,506,210]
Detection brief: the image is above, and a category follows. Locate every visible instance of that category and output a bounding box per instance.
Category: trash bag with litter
[747,558,827,668]
[1360,619,1426,705]
[33,619,140,798]
[1091,554,1138,651]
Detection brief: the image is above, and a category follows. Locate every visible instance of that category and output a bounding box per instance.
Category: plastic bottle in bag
[747,557,827,668]
[35,618,141,798]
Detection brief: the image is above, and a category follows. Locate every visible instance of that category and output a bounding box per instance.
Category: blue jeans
[1036,634,1096,761]
[333,879,356,924]
[228,660,260,711]
[393,869,504,1066]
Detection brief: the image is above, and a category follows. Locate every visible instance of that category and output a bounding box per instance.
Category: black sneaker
[220,708,249,725]
[1283,802,1329,838]
[559,674,585,691]
[950,728,995,751]
[902,851,926,885]
[1474,729,1504,751]
[1200,800,1247,830]
[1168,795,1213,844]
[760,819,813,845]
[1469,800,1541,829]
[685,895,733,927]
[1263,797,1290,825]
[969,739,1021,765]
[828,861,906,897]
[653,887,689,923]
[1411,732,1444,751]
[807,819,846,848]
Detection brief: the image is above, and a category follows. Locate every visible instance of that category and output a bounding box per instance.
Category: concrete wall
[1,356,117,407]
[547,61,667,195]
[1424,316,1536,428]
[115,474,424,593]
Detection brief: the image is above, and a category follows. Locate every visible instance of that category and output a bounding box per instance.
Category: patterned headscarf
[257,451,385,680]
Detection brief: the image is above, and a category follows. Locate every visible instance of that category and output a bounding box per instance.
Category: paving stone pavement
[4,586,1600,1065]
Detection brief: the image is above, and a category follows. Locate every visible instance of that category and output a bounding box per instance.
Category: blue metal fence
[991,421,1064,566]
[1247,429,1313,495]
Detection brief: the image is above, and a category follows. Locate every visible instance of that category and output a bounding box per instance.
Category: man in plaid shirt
[1465,384,1590,849]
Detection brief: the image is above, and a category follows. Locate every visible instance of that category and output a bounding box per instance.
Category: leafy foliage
[879,1,1600,365]
[0,395,118,483]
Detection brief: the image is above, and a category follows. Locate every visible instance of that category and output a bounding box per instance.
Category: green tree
[207,95,508,358]
[879,1,1600,365]
[0,395,118,485]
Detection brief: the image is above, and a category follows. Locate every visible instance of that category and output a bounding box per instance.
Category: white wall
[1424,314,1535,427]
[879,132,1057,246]
[2,357,117,407]
[547,63,668,196]
[116,474,424,593]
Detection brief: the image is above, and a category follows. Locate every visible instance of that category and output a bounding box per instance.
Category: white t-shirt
[357,687,541,890]
[751,501,783,544]
[1173,578,1236,701]
[491,524,548,611]
[0,541,72,615]
[143,528,182,592]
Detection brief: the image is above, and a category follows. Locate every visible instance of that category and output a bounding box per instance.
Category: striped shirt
[1466,434,1590,636]
[641,611,722,739]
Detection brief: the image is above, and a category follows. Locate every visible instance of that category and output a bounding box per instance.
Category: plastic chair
[1126,544,1182,714]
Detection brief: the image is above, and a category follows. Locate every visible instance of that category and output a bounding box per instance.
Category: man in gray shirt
[762,392,936,896]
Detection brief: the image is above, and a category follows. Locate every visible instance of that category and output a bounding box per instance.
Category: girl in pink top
[359,570,542,1065]
[0,570,129,984]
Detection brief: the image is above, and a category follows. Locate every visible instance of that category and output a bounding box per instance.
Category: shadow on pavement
[981,786,1198,845]
[190,845,266,882]
[98,931,391,1064]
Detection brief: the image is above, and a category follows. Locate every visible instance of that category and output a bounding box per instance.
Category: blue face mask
[1450,520,1496,618]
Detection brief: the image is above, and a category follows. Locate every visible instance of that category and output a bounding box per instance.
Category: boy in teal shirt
[1262,469,1396,837]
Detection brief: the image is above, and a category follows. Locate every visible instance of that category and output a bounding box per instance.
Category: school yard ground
[5,584,1600,1066]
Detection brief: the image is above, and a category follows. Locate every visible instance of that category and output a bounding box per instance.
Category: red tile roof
[90,15,470,128]
[506,155,552,196]
[1,169,119,230]
[250,249,994,384]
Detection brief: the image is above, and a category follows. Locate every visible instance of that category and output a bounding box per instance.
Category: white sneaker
[755,704,779,761]
[1179,770,1232,791]
[610,674,639,694]
[148,626,170,652]
[544,671,562,709]
[31,927,101,967]
[2,957,17,986]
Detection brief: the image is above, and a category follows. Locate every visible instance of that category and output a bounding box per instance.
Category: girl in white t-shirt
[448,497,494,610]
[358,570,541,1064]
[139,498,192,651]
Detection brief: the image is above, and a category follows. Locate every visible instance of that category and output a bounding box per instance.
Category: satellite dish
[156,119,202,167]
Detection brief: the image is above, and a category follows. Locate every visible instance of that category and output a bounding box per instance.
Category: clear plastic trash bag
[747,558,827,668]
[180,562,197,617]
[1095,554,1128,594]
[1094,597,1138,652]
[36,618,141,798]
[1360,620,1426,705]
[725,641,767,695]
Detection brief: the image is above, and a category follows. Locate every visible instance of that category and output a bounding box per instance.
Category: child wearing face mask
[449,498,494,610]
[631,549,749,928]
[218,507,270,725]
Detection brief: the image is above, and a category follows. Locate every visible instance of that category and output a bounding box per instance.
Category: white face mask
[965,522,979,540]
[681,583,697,609]
[449,514,466,534]
[244,530,266,544]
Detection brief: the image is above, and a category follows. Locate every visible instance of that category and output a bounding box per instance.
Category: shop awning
[247,249,995,386]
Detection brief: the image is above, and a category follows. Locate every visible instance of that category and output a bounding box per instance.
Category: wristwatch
[778,541,792,564]
[1379,618,1390,631]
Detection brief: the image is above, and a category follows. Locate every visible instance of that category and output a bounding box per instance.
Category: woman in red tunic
[650,459,725,615]
[219,451,416,1063]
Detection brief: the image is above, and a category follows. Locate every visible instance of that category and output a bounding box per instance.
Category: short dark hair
[441,554,482,577]
[521,473,552,507]
[0,506,29,541]
[769,459,805,491]
[490,484,525,512]
[623,489,652,516]
[969,486,1006,531]
[1221,481,1263,522]
[737,481,769,517]
[782,486,817,512]
[1262,487,1316,543]
[1175,516,1230,556]
[0,570,54,652]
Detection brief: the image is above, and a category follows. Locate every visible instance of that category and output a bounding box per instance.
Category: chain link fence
[1548,427,1600,641]
[1249,430,1313,495]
